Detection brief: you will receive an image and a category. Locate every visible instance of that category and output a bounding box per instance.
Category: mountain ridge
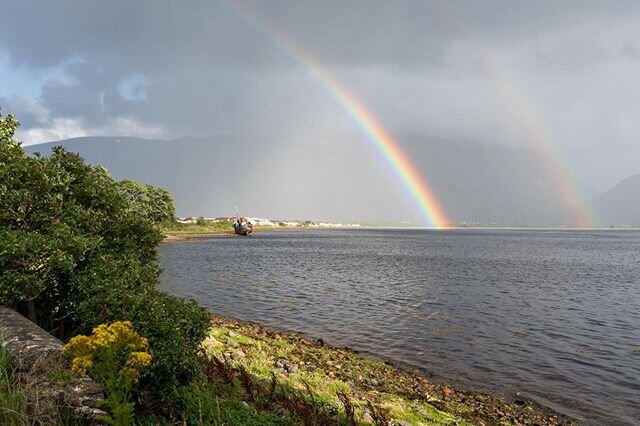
[24,135,639,226]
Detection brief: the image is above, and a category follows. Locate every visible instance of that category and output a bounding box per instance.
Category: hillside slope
[26,135,606,226]
[589,173,640,226]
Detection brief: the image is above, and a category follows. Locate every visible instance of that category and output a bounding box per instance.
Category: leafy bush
[0,122,163,330]
[118,179,176,225]
[0,107,210,404]
[125,292,210,394]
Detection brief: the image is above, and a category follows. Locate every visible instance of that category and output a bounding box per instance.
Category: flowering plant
[64,321,152,425]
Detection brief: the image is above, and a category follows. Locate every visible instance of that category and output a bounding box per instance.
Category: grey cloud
[0,95,49,128]
[2,1,639,69]
[622,42,640,60]
[1,0,640,209]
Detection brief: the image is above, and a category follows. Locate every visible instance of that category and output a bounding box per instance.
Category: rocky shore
[202,314,578,426]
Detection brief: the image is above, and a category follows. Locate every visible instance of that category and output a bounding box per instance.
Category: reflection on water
[159,229,640,425]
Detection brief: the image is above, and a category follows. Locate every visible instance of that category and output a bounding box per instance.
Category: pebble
[365,378,379,386]
[275,406,290,419]
[230,350,246,359]
[226,338,239,348]
[284,362,299,374]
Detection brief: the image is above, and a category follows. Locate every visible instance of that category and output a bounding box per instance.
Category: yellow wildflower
[71,356,94,375]
[63,335,95,357]
[64,321,152,381]
[126,351,152,369]
[91,323,116,348]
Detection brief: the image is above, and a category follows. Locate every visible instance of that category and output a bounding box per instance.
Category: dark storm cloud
[2,0,640,198]
[2,1,638,67]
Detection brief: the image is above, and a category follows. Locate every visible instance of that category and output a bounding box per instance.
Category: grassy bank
[162,219,235,235]
[0,314,578,426]
[190,315,576,426]
[161,221,364,240]
[0,348,26,425]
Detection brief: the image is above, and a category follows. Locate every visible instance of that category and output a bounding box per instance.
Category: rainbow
[468,43,598,227]
[216,1,449,228]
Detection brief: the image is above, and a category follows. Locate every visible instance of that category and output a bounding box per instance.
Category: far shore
[161,225,366,242]
[162,224,640,243]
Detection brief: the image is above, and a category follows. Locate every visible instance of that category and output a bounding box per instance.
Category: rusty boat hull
[233,219,253,236]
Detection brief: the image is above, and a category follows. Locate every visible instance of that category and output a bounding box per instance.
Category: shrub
[65,270,210,400]
[126,292,210,395]
[118,179,176,225]
[0,123,164,332]
[0,106,210,406]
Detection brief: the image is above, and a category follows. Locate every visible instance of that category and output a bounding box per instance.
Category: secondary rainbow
[469,43,599,227]
[216,1,449,228]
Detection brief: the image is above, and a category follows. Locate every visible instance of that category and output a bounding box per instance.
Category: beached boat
[233,209,253,236]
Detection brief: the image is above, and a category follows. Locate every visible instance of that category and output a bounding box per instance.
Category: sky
[2,0,640,196]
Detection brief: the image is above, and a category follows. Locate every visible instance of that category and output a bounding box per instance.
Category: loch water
[158,229,640,425]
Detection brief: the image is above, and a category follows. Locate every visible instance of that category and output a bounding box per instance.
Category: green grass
[200,325,473,425]
[0,348,27,426]
[170,381,287,426]
[162,220,235,234]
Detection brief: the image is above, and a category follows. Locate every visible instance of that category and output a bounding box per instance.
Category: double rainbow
[217,1,450,228]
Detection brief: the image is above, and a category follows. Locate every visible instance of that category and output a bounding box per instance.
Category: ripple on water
[159,229,640,425]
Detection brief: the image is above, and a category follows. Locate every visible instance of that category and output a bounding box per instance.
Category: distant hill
[25,135,414,223]
[589,173,640,227]
[24,135,613,226]
[401,136,579,226]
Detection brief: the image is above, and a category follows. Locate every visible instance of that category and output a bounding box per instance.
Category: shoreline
[203,313,578,425]
[162,230,235,242]
[161,226,362,242]
[162,226,640,243]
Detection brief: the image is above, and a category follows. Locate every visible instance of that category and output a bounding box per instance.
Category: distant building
[177,217,197,224]
[250,218,275,226]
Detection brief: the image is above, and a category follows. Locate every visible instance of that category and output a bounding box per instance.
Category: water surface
[159,229,640,425]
